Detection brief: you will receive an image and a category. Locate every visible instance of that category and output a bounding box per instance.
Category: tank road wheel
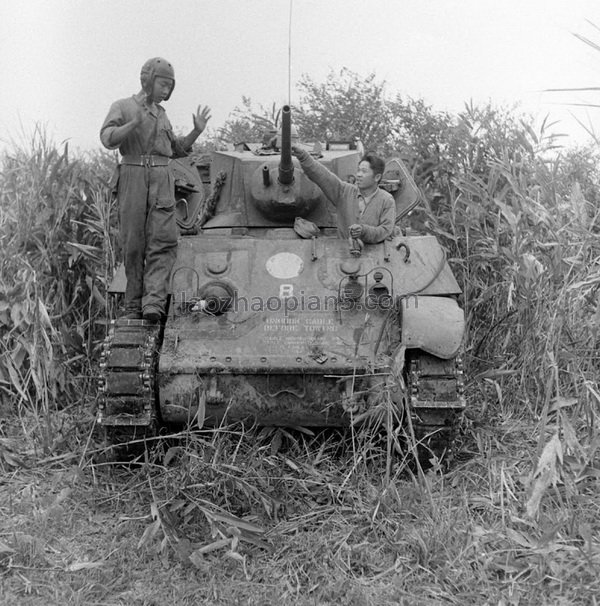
[405,351,465,465]
[96,318,163,461]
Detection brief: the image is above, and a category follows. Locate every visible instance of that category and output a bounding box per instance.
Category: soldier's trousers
[117,164,177,315]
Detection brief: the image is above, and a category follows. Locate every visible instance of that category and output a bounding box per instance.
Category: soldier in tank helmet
[100,57,211,322]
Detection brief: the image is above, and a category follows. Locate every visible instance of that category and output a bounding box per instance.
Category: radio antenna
[288,0,293,105]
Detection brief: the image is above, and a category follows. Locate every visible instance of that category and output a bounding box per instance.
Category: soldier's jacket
[100,91,189,157]
[99,91,190,316]
[295,150,395,243]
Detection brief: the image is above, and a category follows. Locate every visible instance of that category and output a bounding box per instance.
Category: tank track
[97,318,163,451]
[407,352,465,462]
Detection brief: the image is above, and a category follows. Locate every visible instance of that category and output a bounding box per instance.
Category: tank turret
[250,105,322,221]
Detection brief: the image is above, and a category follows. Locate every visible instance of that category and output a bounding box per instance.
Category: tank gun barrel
[278,105,294,185]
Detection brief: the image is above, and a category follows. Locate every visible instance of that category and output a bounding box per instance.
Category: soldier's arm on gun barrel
[292,146,354,207]
[359,198,396,244]
[100,101,142,150]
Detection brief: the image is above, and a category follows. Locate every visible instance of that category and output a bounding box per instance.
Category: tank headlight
[195,281,234,315]
[340,275,363,303]
[367,271,390,307]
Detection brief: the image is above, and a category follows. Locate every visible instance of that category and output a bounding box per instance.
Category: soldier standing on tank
[291,147,395,247]
[100,57,211,322]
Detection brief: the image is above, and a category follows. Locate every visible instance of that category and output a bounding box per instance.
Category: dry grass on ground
[1,387,599,606]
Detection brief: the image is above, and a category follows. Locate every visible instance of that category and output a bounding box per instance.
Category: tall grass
[419,111,600,591]
[0,126,117,452]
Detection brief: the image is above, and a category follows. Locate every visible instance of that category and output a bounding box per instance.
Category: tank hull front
[156,232,462,427]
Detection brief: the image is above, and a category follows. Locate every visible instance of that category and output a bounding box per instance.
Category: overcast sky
[1,0,600,152]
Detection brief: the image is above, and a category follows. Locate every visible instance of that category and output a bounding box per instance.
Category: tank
[97,106,465,459]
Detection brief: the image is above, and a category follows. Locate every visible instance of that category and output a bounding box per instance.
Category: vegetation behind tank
[2,72,600,603]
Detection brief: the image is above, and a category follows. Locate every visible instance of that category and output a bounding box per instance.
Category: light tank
[97,106,465,459]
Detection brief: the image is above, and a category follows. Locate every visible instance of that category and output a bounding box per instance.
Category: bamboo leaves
[0,128,117,423]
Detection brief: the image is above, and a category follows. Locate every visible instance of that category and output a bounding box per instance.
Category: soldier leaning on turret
[100,57,211,322]
[291,146,395,247]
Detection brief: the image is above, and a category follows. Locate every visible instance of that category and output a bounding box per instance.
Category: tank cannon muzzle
[278,105,294,185]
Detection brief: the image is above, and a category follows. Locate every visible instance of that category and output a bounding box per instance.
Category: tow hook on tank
[267,374,306,398]
[203,375,225,407]
[395,240,411,263]
[341,378,361,414]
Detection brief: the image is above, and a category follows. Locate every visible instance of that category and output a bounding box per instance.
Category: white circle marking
[266,252,304,279]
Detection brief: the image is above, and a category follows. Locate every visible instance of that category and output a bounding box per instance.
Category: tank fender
[401,296,464,359]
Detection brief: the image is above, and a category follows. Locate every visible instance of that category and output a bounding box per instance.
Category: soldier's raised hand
[193,105,212,134]
[291,145,309,160]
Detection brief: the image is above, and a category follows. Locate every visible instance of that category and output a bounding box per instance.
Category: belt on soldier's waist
[120,154,171,167]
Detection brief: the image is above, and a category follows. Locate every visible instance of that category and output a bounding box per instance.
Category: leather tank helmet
[140,57,175,101]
